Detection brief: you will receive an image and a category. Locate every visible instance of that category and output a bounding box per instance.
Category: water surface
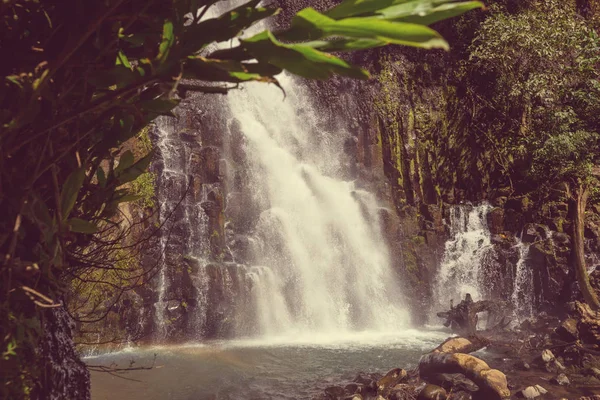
[90,330,447,400]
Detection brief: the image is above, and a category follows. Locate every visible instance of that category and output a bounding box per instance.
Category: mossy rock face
[487,207,505,235]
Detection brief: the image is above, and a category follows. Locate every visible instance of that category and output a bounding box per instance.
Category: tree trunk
[572,183,600,311]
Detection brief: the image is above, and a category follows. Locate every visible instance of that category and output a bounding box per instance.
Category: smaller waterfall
[430,204,492,321]
[511,239,533,321]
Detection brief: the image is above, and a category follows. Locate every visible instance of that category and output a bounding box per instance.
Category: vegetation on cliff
[374,0,600,310]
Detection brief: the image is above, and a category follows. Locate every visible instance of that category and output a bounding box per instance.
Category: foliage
[375,0,599,207]
[469,0,600,190]
[0,0,480,397]
[129,172,157,209]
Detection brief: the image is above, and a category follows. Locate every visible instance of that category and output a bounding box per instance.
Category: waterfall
[226,74,409,336]
[430,204,492,321]
[511,239,533,321]
[149,1,408,341]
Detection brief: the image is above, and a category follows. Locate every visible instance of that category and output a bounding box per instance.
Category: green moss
[129,171,156,209]
[411,235,426,246]
[404,251,418,273]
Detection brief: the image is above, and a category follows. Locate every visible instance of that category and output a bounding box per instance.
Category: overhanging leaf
[68,218,98,234]
[60,167,86,219]
[117,152,154,185]
[114,150,134,176]
[326,0,409,19]
[281,8,449,50]
[157,20,175,63]
[182,0,280,53]
[242,31,369,80]
[377,1,484,25]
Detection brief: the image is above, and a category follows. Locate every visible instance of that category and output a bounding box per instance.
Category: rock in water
[419,352,510,400]
[324,386,345,398]
[417,384,447,400]
[551,373,570,386]
[377,368,407,396]
[427,373,479,392]
[433,337,488,354]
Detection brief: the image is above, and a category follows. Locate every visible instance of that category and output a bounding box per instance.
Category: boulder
[376,368,407,396]
[541,349,555,363]
[426,373,479,392]
[419,353,510,400]
[417,384,447,400]
[550,373,570,386]
[555,318,579,342]
[433,337,489,354]
[519,385,547,399]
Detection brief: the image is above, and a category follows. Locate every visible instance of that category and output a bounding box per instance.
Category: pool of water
[89,330,448,400]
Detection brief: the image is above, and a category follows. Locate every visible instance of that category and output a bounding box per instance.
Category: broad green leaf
[326,0,409,19]
[157,20,175,63]
[185,57,281,83]
[182,0,279,53]
[242,31,369,80]
[303,38,386,52]
[114,150,134,176]
[68,218,98,234]
[60,167,86,219]
[282,8,449,50]
[6,75,23,88]
[116,50,132,69]
[117,152,154,185]
[377,1,483,25]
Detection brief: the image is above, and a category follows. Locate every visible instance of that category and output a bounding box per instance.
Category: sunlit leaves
[242,31,369,79]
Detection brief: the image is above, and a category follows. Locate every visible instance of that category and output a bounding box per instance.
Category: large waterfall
[226,75,408,336]
[152,64,408,338]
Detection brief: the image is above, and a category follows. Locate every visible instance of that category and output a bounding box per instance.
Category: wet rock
[541,349,555,363]
[419,352,510,400]
[377,368,408,396]
[353,373,376,394]
[433,337,489,354]
[545,358,566,373]
[417,384,447,400]
[343,395,362,400]
[451,392,472,400]
[427,373,479,392]
[487,207,505,234]
[325,385,345,398]
[344,383,359,394]
[550,373,570,386]
[555,318,579,342]
[519,385,547,399]
[523,223,548,243]
[389,384,415,400]
[569,301,600,344]
[578,396,600,400]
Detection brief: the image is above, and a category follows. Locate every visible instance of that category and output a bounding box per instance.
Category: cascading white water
[429,204,492,321]
[227,74,409,336]
[511,239,533,321]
